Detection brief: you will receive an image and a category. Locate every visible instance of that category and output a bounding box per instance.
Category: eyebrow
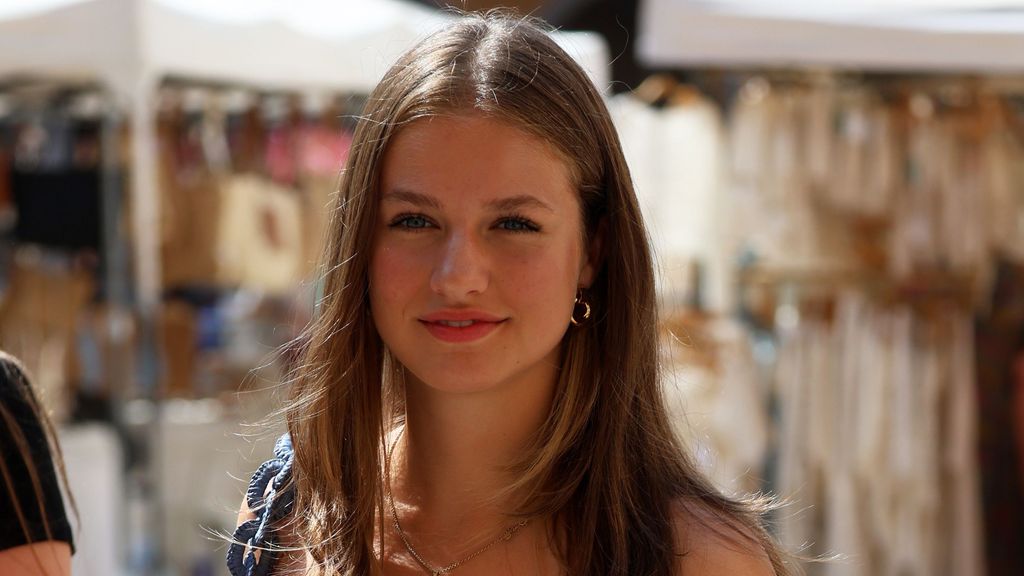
[487,194,555,213]
[381,188,555,213]
[381,189,442,210]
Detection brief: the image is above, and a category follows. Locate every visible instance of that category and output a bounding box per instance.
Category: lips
[418,309,507,343]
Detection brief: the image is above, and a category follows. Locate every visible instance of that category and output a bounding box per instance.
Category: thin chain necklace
[385,429,530,576]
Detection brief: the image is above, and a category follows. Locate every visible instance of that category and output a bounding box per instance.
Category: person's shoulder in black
[0,352,75,557]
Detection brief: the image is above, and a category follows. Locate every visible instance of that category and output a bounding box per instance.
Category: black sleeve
[0,358,74,552]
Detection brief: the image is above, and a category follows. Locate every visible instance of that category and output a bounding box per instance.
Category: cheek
[499,242,580,318]
[368,244,417,321]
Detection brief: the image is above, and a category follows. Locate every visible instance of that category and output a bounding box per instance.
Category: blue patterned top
[226,435,296,576]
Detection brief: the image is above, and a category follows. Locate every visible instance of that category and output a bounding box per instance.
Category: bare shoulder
[672,499,776,576]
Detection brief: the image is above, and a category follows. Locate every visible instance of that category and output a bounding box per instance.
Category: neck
[391,366,556,532]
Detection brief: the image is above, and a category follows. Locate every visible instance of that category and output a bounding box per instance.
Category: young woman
[0,351,76,576]
[229,11,792,576]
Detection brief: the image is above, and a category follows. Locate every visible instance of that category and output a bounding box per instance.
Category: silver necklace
[386,488,529,576]
[385,431,530,575]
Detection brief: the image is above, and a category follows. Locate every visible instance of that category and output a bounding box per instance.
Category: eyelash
[388,213,433,230]
[387,212,541,233]
[496,212,541,233]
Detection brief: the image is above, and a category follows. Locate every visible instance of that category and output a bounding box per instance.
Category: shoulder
[0,541,71,576]
[0,353,74,553]
[0,354,43,437]
[0,352,32,406]
[671,499,777,576]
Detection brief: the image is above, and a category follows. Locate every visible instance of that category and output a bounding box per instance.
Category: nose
[429,230,489,299]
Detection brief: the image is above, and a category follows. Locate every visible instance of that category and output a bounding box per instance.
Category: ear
[579,218,606,289]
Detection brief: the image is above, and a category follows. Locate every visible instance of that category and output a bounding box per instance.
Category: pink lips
[418,309,507,343]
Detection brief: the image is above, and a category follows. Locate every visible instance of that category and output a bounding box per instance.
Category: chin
[411,368,508,395]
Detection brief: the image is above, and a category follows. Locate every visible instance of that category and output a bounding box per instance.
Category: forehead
[379,114,576,206]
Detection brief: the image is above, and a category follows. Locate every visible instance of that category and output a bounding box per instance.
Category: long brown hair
[0,351,78,559]
[286,10,792,575]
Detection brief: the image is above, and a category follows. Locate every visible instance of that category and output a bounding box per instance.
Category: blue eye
[390,215,432,230]
[497,217,540,233]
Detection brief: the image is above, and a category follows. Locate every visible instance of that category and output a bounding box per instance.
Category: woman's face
[369,114,597,395]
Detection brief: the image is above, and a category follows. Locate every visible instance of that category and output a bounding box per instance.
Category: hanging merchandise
[158,88,355,291]
[11,111,102,251]
[765,287,985,576]
[159,299,198,398]
[889,92,988,287]
[69,302,133,420]
[727,78,863,278]
[297,114,351,178]
[724,76,1024,302]
[660,312,769,496]
[0,82,130,427]
[225,97,266,176]
[668,72,1020,575]
[263,97,299,188]
[609,77,731,311]
[982,99,1024,265]
[0,248,97,420]
[216,174,303,295]
[158,99,223,289]
[295,105,351,278]
[297,166,337,279]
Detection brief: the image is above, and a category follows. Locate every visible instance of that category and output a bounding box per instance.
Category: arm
[0,541,71,576]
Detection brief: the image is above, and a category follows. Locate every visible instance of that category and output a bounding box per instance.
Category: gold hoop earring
[571,288,592,326]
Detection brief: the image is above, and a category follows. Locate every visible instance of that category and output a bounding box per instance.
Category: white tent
[0,0,610,310]
[639,0,1024,72]
[0,0,611,98]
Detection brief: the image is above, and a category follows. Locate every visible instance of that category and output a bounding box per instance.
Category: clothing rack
[672,69,1024,108]
[0,74,156,574]
[0,75,133,329]
[737,265,976,331]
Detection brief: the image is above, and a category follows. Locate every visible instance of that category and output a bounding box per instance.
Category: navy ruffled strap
[227,435,296,576]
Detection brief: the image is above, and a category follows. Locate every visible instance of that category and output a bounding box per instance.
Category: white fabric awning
[0,0,610,99]
[639,0,1024,72]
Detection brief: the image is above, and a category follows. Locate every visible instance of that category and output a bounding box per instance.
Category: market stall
[626,3,1024,575]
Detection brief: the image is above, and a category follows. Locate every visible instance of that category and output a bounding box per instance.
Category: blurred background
[0,0,1022,574]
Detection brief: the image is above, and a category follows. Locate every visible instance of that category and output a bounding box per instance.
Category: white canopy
[0,0,610,99]
[0,0,610,309]
[639,0,1024,72]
